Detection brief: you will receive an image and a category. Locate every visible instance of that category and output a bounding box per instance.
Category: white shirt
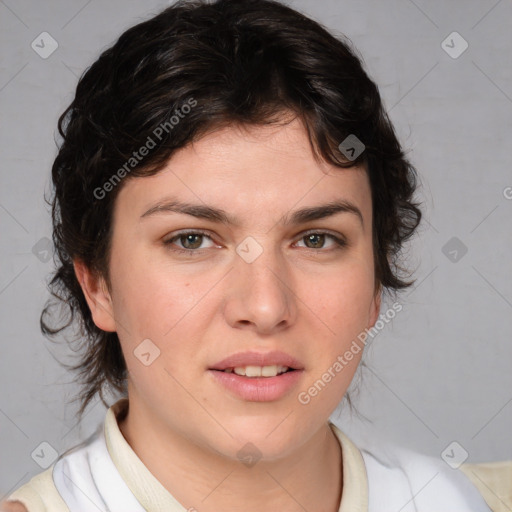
[6,398,493,511]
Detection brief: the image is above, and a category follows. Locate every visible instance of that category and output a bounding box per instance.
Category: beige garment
[4,398,368,511]
[461,461,512,512]
[2,468,68,512]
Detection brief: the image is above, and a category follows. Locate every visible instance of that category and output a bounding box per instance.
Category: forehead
[114,118,371,226]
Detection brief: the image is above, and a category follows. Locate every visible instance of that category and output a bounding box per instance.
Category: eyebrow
[140,198,364,228]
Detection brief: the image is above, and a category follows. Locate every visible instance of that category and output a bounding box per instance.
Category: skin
[73,115,381,512]
[0,502,27,512]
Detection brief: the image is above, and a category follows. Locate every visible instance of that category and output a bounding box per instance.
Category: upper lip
[209,350,304,371]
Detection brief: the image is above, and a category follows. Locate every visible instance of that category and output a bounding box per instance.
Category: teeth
[227,365,289,377]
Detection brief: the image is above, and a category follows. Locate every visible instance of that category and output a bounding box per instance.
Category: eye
[163,230,216,253]
[163,229,347,255]
[295,231,347,251]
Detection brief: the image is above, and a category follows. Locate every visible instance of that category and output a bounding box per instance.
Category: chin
[214,415,307,460]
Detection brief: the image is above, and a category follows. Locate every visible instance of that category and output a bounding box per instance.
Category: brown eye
[303,233,326,249]
[296,232,346,251]
[163,230,216,253]
[179,233,204,249]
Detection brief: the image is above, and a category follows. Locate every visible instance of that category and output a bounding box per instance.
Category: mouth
[207,351,305,402]
[209,350,304,374]
[211,365,298,378]
[208,367,304,402]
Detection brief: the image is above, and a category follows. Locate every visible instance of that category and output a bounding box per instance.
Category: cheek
[108,247,194,335]
[312,263,375,336]
[109,258,214,378]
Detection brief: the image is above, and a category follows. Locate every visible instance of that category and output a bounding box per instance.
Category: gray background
[1,0,511,499]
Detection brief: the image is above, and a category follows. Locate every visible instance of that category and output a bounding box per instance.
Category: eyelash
[163,229,347,255]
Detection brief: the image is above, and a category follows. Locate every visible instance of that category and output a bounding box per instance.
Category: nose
[222,241,297,335]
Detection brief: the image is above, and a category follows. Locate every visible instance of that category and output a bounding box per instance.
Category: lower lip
[208,369,304,402]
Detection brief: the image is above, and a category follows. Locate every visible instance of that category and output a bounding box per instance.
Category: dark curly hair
[42,0,422,422]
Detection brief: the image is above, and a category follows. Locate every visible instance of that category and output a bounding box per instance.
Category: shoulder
[3,429,107,512]
[2,465,69,512]
[461,460,512,512]
[361,444,493,511]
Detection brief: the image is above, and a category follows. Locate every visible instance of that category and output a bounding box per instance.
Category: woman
[2,0,507,510]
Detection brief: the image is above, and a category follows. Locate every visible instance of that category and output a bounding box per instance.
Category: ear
[73,259,116,332]
[368,285,382,328]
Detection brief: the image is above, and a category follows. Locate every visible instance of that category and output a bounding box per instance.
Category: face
[76,116,381,460]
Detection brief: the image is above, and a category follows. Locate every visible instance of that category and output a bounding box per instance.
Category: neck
[117,400,343,512]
